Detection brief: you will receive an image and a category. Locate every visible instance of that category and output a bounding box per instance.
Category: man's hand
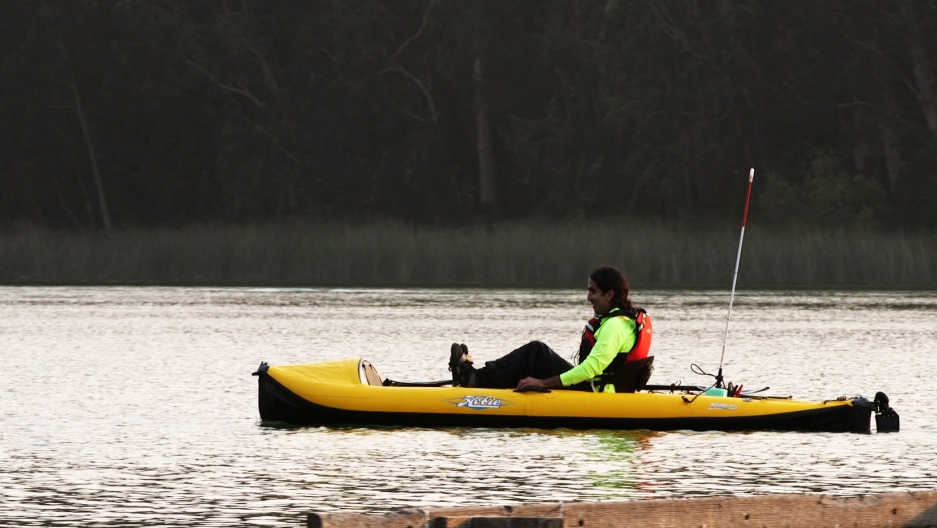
[516,376,562,391]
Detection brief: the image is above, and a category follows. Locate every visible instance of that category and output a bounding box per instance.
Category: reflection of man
[448,266,651,393]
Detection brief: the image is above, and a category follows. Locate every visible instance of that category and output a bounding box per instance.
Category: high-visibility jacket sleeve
[560,316,636,388]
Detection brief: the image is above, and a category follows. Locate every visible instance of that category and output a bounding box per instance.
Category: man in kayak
[448,265,651,393]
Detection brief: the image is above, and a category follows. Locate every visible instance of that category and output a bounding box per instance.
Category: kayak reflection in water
[448,265,654,394]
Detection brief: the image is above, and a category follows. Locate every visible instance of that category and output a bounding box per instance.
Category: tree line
[2,0,937,230]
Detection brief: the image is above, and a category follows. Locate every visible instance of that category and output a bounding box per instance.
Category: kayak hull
[255,358,874,433]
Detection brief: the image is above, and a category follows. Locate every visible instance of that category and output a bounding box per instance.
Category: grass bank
[1,220,935,288]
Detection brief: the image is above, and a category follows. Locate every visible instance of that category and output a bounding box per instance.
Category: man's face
[587,279,615,316]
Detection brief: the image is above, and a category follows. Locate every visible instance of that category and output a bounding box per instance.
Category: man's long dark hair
[590,266,634,311]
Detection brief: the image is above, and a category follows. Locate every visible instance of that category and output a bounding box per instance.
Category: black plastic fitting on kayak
[873,391,900,433]
[252,362,269,376]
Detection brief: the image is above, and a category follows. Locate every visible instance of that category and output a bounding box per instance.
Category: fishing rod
[714,167,755,389]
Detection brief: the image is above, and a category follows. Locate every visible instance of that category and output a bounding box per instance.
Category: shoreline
[2,282,936,292]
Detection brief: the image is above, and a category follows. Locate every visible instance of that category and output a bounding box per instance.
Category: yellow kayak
[253,358,886,433]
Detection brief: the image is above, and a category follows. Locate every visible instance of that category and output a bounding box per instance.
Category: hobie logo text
[708,402,738,411]
[453,395,505,410]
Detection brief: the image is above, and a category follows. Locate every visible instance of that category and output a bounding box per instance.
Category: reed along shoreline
[1,220,935,289]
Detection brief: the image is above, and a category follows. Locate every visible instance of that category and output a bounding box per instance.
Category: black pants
[474,340,593,391]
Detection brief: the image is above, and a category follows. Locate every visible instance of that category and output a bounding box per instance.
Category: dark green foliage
[758,152,889,224]
[1,0,936,229]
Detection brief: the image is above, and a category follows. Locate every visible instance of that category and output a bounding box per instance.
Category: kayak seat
[604,356,654,393]
[358,359,384,386]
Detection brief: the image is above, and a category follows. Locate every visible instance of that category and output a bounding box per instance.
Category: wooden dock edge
[308,490,937,528]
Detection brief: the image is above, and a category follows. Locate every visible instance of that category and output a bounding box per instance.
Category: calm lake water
[1,286,935,526]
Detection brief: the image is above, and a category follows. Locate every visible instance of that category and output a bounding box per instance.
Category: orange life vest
[577,308,653,372]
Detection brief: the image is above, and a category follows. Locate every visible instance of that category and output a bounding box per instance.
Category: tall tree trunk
[879,80,904,196]
[880,122,902,195]
[852,105,869,174]
[71,79,112,232]
[474,55,497,216]
[902,5,937,140]
[910,46,937,138]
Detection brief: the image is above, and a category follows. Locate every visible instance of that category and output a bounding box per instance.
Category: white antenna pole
[716,168,755,388]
